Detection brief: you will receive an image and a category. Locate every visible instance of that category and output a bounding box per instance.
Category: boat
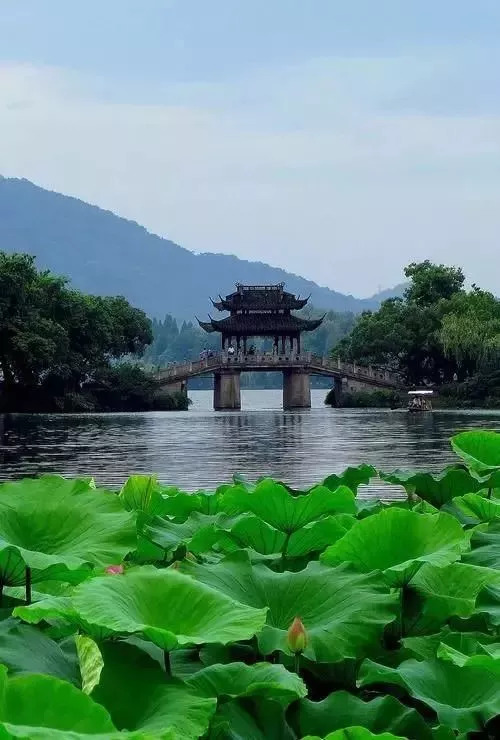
[408,389,434,412]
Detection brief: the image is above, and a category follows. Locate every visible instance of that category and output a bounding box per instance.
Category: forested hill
[0,176,401,319]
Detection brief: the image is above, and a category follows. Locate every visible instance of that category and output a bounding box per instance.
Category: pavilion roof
[212,284,309,311]
[198,313,324,335]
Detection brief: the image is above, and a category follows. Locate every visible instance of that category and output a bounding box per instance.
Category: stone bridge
[156,352,403,410]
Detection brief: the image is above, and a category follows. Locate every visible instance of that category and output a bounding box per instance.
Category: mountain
[0,176,402,319]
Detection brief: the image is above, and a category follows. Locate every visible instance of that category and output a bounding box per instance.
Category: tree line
[332,261,500,406]
[0,252,187,412]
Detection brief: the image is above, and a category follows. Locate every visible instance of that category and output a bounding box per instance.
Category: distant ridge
[0,176,403,319]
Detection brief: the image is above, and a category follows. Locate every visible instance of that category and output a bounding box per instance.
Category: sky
[0,1,499,297]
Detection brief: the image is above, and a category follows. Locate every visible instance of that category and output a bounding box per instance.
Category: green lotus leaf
[222,478,356,533]
[322,464,377,493]
[358,657,500,733]
[0,545,93,590]
[476,583,500,627]
[92,641,216,739]
[119,474,169,516]
[58,566,267,650]
[404,562,500,634]
[160,488,223,517]
[0,618,79,686]
[452,492,500,523]
[181,553,396,661]
[215,515,286,555]
[76,635,103,694]
[463,521,500,569]
[209,696,292,740]
[379,466,481,507]
[437,640,500,673]
[289,690,433,739]
[0,478,137,588]
[321,508,468,586]
[214,513,355,558]
[143,512,220,556]
[302,730,406,740]
[451,430,500,473]
[185,661,306,707]
[0,664,116,738]
[403,629,499,662]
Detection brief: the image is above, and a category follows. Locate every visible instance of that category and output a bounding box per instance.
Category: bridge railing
[156,351,402,387]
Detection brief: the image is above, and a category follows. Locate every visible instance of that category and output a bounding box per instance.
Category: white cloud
[0,57,499,296]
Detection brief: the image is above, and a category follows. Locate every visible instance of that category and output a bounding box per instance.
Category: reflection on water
[0,390,499,497]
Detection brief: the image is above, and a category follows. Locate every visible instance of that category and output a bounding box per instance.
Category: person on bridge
[227,345,235,356]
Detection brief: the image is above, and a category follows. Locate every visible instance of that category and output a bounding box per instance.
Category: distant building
[198,283,324,354]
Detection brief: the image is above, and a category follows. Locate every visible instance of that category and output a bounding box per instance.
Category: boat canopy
[408,390,434,396]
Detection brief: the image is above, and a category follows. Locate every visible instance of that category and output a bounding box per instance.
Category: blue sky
[0,1,499,295]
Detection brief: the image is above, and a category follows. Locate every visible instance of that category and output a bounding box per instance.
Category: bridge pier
[283,369,311,409]
[214,370,241,410]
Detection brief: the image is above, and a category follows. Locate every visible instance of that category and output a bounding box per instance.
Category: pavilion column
[281,336,286,355]
[297,334,301,355]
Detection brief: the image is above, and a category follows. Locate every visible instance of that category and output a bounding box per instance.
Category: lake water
[0,390,499,497]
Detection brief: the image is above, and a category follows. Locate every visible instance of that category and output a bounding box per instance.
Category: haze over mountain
[0,177,403,319]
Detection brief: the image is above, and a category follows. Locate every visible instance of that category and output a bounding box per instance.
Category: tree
[0,251,153,410]
[440,288,500,371]
[332,261,498,386]
[404,261,465,306]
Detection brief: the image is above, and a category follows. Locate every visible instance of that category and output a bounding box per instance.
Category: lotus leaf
[0,478,136,588]
[289,690,433,739]
[222,478,356,532]
[182,553,396,661]
[0,618,79,686]
[0,664,116,738]
[321,508,468,586]
[143,512,220,556]
[214,513,354,558]
[451,430,500,473]
[186,661,306,706]
[160,488,223,517]
[358,657,500,733]
[92,641,216,739]
[302,730,406,740]
[41,566,267,650]
[476,583,500,626]
[452,492,500,522]
[404,562,500,634]
[119,474,169,516]
[209,697,292,740]
[463,521,500,569]
[322,464,377,493]
[379,466,482,508]
[76,635,103,694]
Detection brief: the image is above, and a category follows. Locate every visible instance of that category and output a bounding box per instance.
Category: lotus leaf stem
[25,566,32,605]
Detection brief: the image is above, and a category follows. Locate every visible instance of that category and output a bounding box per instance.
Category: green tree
[332,261,496,386]
[0,251,153,410]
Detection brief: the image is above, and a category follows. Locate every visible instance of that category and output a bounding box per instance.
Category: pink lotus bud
[105,564,124,575]
[287,617,307,653]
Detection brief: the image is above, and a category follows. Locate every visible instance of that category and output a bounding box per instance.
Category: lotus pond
[0,430,499,739]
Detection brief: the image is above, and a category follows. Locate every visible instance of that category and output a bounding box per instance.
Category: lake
[0,390,499,497]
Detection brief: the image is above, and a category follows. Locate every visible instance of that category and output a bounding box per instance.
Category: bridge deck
[156,352,402,390]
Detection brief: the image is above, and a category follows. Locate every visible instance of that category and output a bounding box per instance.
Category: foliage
[0,251,153,413]
[333,260,500,387]
[0,430,499,738]
[325,389,404,408]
